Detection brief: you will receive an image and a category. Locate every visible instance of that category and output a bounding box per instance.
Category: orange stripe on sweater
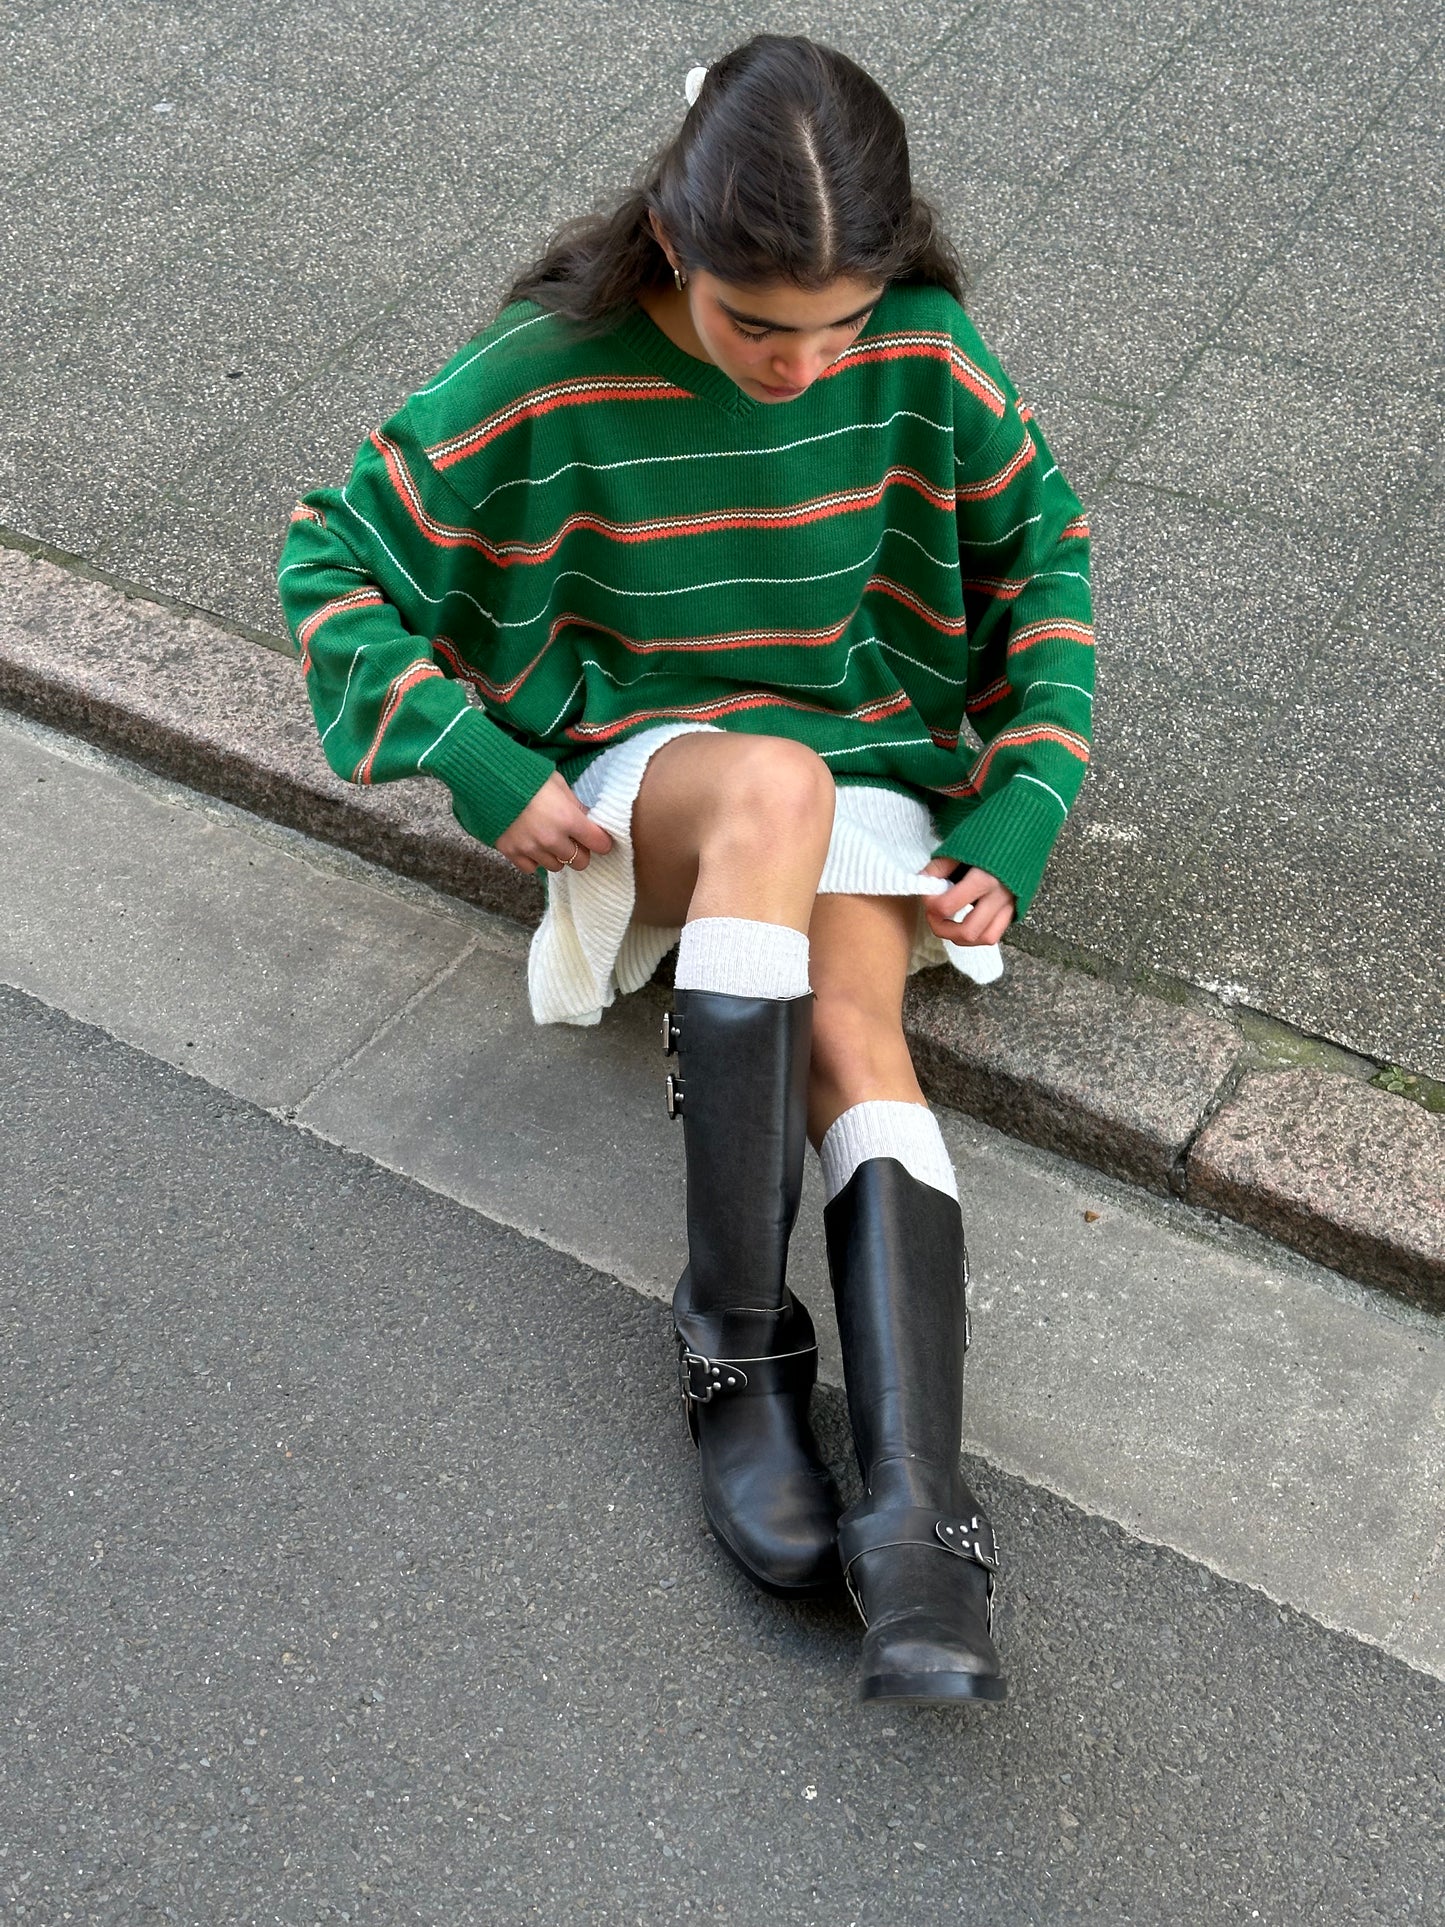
[960,573,1028,601]
[433,611,860,708]
[425,377,690,470]
[478,465,955,563]
[935,723,1091,797]
[378,435,954,564]
[864,575,970,635]
[564,686,913,746]
[825,332,1008,417]
[1007,617,1095,656]
[373,433,496,556]
[956,436,1035,502]
[965,675,1012,717]
[297,588,384,673]
[353,661,443,784]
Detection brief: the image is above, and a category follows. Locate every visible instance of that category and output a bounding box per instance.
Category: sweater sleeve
[275,422,556,847]
[930,387,1095,921]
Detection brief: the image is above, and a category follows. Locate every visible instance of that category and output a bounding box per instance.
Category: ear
[647,210,676,270]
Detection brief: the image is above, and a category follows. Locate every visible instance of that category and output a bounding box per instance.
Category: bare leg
[807,892,925,1144]
[630,732,835,931]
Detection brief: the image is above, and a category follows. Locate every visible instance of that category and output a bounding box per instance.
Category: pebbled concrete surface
[4,706,1443,1682]
[4,983,1444,1927]
[0,0,1442,1079]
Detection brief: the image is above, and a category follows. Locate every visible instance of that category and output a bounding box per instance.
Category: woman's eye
[730,313,870,343]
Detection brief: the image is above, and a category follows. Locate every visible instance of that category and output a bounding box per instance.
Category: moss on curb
[1371,1065,1445,1116]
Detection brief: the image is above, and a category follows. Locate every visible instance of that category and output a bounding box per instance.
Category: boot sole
[861,1670,1008,1705]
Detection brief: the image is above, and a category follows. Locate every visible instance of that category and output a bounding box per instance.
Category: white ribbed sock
[674,916,811,1001]
[819,1099,959,1203]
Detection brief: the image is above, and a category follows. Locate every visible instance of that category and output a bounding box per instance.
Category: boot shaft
[670,988,812,1313]
[823,1157,969,1491]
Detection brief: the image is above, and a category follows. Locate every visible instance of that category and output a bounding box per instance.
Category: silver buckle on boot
[664,1073,684,1119]
[937,1514,1000,1574]
[678,1349,748,1405]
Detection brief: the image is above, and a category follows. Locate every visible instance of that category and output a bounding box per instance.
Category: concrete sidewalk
[5,706,1442,1684]
[2,0,1442,1084]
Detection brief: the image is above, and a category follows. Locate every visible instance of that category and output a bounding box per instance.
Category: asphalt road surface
[3,985,1441,1924]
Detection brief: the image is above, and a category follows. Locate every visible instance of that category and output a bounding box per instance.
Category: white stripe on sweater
[468,409,954,510]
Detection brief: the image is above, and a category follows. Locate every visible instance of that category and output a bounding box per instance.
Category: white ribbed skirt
[526,721,1005,1027]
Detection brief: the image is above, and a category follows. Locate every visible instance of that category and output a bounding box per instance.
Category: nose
[771,342,831,390]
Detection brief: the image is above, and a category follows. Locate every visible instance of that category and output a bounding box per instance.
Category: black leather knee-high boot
[824,1156,1006,1702]
[662,987,841,1595]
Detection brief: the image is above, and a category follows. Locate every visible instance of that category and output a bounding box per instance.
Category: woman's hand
[496,772,614,875]
[920,857,1016,946]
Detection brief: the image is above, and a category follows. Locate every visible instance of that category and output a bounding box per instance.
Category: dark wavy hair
[506,34,966,327]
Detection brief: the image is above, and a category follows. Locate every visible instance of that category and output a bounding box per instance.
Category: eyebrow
[715,295,879,332]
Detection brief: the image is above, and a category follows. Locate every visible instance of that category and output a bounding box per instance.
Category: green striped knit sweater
[276,281,1093,919]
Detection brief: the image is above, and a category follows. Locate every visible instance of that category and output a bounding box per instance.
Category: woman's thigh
[630,730,835,927]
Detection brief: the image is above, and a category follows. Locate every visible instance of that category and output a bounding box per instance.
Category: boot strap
[675,1335,817,1406]
[839,1505,1000,1629]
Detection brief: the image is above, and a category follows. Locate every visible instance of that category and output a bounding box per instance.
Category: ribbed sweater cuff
[932,777,1073,921]
[424,704,557,846]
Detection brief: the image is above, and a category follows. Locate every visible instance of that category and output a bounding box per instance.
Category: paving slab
[1115,350,1441,539]
[902,952,1240,1192]
[1219,74,1445,374]
[0,727,489,1112]
[4,706,1443,1681]
[1187,1068,1445,1307]
[897,0,1215,207]
[1036,495,1445,1077]
[1343,484,1445,660]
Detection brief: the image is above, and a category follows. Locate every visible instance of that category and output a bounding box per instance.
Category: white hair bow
[684,65,708,107]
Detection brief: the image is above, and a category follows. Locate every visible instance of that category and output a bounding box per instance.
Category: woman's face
[669,264,887,403]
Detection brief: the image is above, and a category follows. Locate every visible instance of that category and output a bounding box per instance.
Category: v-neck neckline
[614,302,763,419]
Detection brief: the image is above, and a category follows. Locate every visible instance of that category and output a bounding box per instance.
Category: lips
[758,381,805,399]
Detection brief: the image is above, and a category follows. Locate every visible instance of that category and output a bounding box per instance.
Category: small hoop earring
[673,266,687,292]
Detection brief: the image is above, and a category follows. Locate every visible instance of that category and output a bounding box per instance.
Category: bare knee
[707,736,834,855]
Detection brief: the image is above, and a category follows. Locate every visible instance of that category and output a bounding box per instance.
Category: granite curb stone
[0,543,541,930]
[1186,1068,1445,1309]
[903,955,1240,1193]
[1,540,1436,1305]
